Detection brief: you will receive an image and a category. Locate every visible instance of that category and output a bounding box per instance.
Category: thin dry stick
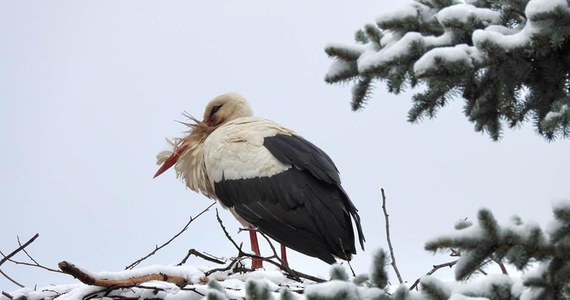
[255,229,301,281]
[16,236,63,273]
[409,259,458,290]
[178,249,225,266]
[214,209,325,283]
[494,257,508,275]
[381,188,403,284]
[0,269,23,288]
[0,233,40,288]
[59,261,187,288]
[0,251,63,274]
[125,202,216,270]
[0,233,39,267]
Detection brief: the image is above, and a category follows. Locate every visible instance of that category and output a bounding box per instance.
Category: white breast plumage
[203,117,295,187]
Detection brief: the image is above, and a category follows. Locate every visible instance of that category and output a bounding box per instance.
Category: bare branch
[409,259,458,290]
[0,233,39,267]
[0,256,63,274]
[125,202,216,270]
[214,209,325,283]
[255,229,301,281]
[494,257,508,275]
[177,249,225,266]
[0,269,24,288]
[2,291,14,299]
[59,261,188,288]
[381,188,403,284]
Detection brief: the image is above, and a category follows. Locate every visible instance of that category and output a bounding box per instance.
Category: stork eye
[210,105,223,117]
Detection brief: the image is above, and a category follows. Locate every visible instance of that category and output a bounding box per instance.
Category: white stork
[154,92,365,268]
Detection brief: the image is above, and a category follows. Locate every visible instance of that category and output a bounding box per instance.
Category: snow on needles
[436,4,501,26]
[413,44,485,77]
[342,0,570,81]
[526,0,570,18]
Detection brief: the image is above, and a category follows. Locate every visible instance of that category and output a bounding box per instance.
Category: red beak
[153,144,188,178]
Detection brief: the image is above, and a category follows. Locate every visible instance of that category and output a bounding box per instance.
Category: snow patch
[414,44,485,76]
[544,104,568,122]
[437,4,501,26]
[376,4,418,24]
[526,0,570,18]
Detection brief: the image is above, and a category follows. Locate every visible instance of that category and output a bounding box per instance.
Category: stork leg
[280,244,289,268]
[249,225,263,269]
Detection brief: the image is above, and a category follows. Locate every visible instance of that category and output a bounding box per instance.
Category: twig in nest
[0,269,23,288]
[125,202,216,270]
[0,233,40,288]
[82,284,205,300]
[381,188,403,284]
[214,209,325,283]
[59,261,187,288]
[0,252,63,274]
[0,236,64,274]
[251,228,301,281]
[178,249,225,266]
[409,259,458,291]
[204,257,247,277]
[0,233,39,267]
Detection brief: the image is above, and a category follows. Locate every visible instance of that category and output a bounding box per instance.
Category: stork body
[155,93,365,265]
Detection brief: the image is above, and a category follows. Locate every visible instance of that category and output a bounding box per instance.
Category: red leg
[280,244,288,268]
[249,225,263,269]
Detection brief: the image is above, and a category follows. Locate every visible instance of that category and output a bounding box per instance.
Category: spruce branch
[409,259,458,291]
[325,0,570,140]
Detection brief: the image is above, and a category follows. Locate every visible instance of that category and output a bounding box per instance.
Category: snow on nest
[3,265,306,300]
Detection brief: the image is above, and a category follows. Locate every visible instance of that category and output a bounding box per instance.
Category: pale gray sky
[1,1,569,289]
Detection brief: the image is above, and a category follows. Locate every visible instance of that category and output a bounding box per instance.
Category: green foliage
[325,0,570,140]
[352,274,370,286]
[425,203,570,298]
[245,278,272,300]
[370,249,389,289]
[231,202,570,299]
[207,280,229,300]
[419,276,451,300]
[279,288,296,300]
[330,264,350,281]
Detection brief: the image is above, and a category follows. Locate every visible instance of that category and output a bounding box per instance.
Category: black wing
[214,134,365,263]
[264,134,365,249]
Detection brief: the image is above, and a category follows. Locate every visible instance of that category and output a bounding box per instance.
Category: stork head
[202,92,253,127]
[153,92,253,180]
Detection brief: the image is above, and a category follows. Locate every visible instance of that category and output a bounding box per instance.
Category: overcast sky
[1,1,569,289]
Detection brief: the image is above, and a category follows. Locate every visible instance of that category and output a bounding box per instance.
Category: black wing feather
[215,168,354,263]
[264,134,365,250]
[214,133,365,264]
[264,134,340,185]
